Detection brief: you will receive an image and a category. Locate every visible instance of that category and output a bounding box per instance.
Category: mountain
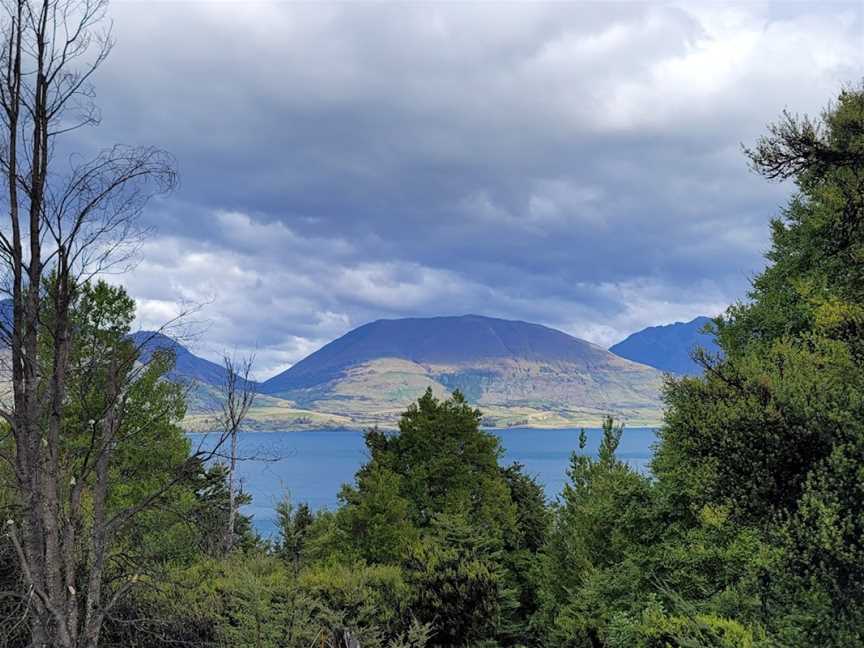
[260,315,665,427]
[0,314,669,429]
[130,331,233,386]
[129,331,351,430]
[609,316,720,376]
[263,314,647,392]
[0,313,682,429]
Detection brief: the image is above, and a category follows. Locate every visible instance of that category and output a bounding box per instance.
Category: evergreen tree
[656,85,864,645]
[335,389,539,645]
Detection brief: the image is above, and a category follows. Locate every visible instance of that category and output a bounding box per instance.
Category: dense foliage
[3,86,862,647]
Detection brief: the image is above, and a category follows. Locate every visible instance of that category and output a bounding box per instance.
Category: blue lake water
[188,427,659,535]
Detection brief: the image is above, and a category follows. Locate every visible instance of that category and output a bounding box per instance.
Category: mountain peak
[260,314,612,393]
[609,316,719,376]
[131,330,236,387]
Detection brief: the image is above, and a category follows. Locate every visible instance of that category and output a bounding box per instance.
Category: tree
[655,85,864,644]
[338,463,417,564]
[188,462,256,557]
[219,352,255,553]
[404,512,508,646]
[0,279,228,647]
[344,389,517,540]
[537,417,657,645]
[334,390,545,645]
[717,86,864,355]
[0,2,197,644]
[499,462,548,644]
[337,389,519,564]
[275,495,315,572]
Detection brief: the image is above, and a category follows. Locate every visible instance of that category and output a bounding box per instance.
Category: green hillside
[209,315,667,430]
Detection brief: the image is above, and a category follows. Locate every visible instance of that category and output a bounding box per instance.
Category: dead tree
[0,2,226,646]
[220,353,255,552]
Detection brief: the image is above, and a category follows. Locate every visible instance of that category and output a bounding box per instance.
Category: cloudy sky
[79,0,862,378]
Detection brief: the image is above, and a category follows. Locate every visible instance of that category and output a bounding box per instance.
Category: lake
[189,426,659,535]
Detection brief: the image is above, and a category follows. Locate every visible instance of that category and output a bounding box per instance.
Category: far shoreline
[183,420,664,434]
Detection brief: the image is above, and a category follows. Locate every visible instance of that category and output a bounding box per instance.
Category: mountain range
[0,309,714,430]
[132,313,722,431]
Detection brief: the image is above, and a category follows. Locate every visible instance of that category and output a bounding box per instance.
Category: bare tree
[220,353,255,553]
[0,2,223,646]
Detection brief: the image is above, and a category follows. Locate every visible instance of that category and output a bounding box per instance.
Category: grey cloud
[81,1,864,375]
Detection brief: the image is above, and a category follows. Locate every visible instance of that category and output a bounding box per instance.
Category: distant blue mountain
[130,331,239,387]
[261,314,622,393]
[609,316,720,376]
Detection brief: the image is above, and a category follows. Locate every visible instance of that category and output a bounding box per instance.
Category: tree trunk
[0,3,176,645]
[226,424,239,551]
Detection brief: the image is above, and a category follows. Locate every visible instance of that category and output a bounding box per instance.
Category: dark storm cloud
[81,1,863,376]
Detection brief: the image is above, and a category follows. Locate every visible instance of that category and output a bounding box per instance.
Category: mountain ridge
[609,316,720,376]
[261,314,615,394]
[129,331,237,387]
[256,314,664,428]
[1,311,683,429]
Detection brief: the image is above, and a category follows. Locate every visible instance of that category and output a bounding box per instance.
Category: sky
[76,0,863,378]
